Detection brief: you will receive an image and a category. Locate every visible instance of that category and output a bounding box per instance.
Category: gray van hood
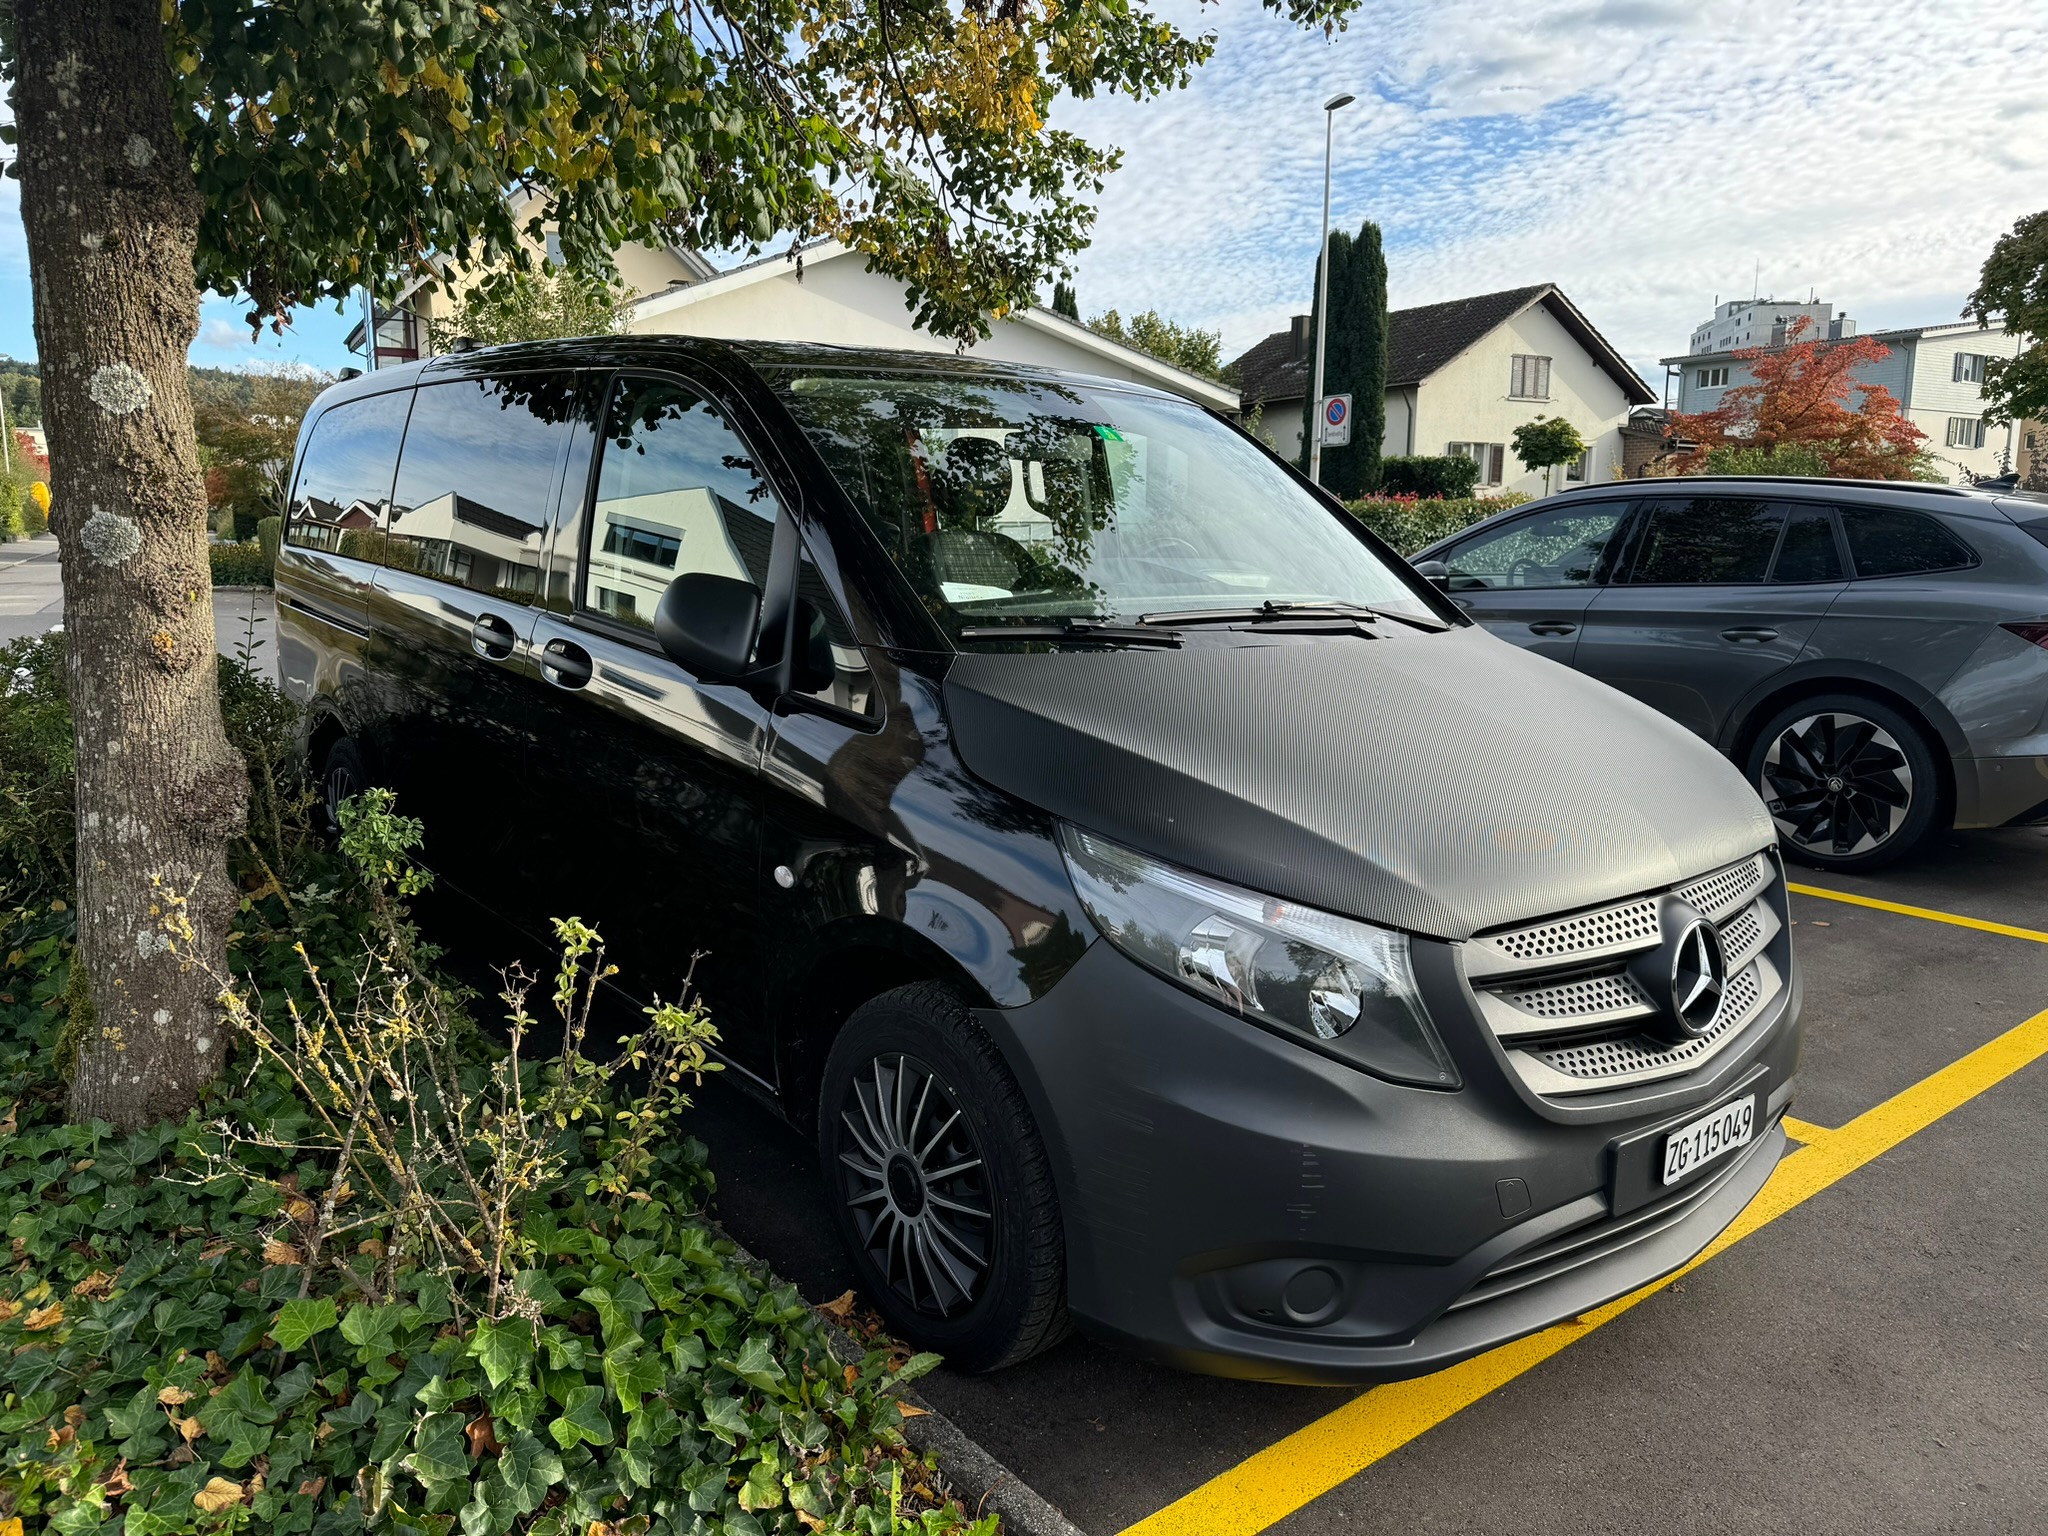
[943,628,1775,941]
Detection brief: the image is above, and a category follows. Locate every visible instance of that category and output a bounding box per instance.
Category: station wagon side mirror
[1411,559,1450,591]
[653,572,762,682]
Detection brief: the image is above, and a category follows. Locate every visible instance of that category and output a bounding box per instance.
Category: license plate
[1661,1095,1757,1186]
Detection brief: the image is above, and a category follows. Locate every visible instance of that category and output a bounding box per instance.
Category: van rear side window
[385,373,580,603]
[286,390,411,560]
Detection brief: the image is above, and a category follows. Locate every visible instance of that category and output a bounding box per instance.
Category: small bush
[1378,455,1481,499]
[22,482,50,537]
[0,479,22,542]
[256,514,283,573]
[1345,492,1533,555]
[209,539,273,587]
[1698,442,1831,477]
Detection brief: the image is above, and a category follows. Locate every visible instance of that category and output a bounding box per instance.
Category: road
[0,533,277,678]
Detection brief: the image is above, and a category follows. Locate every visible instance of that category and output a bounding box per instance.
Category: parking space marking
[1786,882,2048,945]
[1118,1003,2048,1536]
[1780,1115,1830,1144]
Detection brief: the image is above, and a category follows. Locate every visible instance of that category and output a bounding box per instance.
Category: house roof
[1230,283,1656,408]
[631,240,1238,410]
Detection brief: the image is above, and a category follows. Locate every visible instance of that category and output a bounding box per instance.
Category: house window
[1953,352,1987,385]
[543,231,567,268]
[1696,366,1729,389]
[1945,416,1986,449]
[1510,355,1552,400]
[1564,447,1592,483]
[1448,442,1507,485]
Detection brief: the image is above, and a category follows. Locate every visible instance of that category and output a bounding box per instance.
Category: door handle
[470,612,516,660]
[1720,626,1779,643]
[541,637,593,690]
[1527,620,1578,637]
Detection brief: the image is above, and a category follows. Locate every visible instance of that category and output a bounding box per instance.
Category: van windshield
[775,371,1429,635]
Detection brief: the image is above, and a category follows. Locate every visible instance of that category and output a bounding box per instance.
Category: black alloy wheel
[1747,694,1941,871]
[834,1052,994,1319]
[818,983,1068,1372]
[319,736,368,840]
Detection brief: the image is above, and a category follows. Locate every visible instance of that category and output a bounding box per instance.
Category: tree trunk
[15,0,247,1129]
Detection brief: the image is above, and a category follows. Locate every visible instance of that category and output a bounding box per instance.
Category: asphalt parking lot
[686,825,2048,1535]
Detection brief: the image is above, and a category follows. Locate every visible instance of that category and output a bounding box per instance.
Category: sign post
[1320,393,1352,449]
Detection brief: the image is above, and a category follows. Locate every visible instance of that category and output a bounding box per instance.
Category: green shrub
[1698,442,1831,477]
[1345,492,1533,555]
[1378,454,1481,499]
[0,480,22,542]
[209,539,273,588]
[0,653,989,1536]
[257,514,283,573]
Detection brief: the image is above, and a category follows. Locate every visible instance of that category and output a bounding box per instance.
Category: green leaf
[737,1455,784,1512]
[729,1333,783,1392]
[214,1365,279,1425]
[603,1345,666,1412]
[272,1296,339,1350]
[548,1384,613,1449]
[407,1410,472,1485]
[495,1429,565,1513]
[340,1301,402,1354]
[470,1318,534,1389]
[894,1351,943,1386]
[702,1392,749,1442]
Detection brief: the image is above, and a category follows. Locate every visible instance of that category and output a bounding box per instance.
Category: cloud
[199,317,254,351]
[1054,0,2045,385]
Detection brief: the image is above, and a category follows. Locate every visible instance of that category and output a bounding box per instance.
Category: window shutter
[1488,444,1505,483]
[1537,357,1552,398]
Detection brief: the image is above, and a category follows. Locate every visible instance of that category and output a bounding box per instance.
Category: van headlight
[1057,825,1459,1088]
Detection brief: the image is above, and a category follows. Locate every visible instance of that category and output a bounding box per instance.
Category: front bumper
[980,929,1802,1386]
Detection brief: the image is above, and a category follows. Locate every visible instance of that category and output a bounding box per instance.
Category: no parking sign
[1320,393,1351,447]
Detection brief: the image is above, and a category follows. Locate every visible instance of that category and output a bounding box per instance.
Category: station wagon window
[584,376,780,626]
[1839,507,1976,578]
[385,373,579,604]
[1443,503,1626,591]
[285,390,410,560]
[1627,497,1785,585]
[1769,505,1844,583]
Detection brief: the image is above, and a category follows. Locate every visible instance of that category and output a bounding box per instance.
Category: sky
[2,0,2041,388]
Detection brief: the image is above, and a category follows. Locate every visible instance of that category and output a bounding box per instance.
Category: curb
[718,1227,1089,1536]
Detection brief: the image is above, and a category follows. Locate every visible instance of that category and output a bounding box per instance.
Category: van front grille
[1464,853,1786,1098]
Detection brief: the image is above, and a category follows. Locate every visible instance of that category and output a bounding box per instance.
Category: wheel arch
[1727,670,1958,832]
[772,920,999,1138]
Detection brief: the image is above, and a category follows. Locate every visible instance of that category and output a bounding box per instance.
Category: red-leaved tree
[1669,318,1931,478]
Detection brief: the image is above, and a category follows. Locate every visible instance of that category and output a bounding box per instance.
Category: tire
[317,735,369,841]
[818,982,1068,1372]
[1744,694,1944,872]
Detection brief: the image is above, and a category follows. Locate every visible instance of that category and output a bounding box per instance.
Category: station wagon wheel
[834,1053,994,1319]
[318,736,368,840]
[819,983,1068,1372]
[1747,695,1942,871]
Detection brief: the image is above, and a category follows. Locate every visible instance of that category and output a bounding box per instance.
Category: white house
[1230,284,1656,496]
[1660,309,2025,482]
[626,241,1238,411]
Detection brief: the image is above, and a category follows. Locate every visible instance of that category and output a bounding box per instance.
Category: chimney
[1290,314,1313,358]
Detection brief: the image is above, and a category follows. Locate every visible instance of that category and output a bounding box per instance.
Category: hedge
[1344,492,1533,556]
[1377,455,1480,499]
[209,539,273,587]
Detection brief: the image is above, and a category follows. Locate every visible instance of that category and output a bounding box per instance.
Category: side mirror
[1411,558,1450,591]
[654,572,761,681]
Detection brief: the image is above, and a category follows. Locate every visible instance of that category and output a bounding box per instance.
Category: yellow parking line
[1786,883,2048,945]
[1118,1004,2048,1536]
[1780,1115,1831,1144]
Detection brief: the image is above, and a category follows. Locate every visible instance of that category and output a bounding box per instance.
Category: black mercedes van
[275,338,1802,1384]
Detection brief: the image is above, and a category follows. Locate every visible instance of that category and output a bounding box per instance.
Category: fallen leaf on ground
[157,1385,193,1405]
[818,1290,857,1321]
[465,1412,501,1458]
[298,1476,327,1498]
[896,1403,928,1419]
[261,1238,305,1266]
[24,1302,62,1331]
[70,1271,114,1301]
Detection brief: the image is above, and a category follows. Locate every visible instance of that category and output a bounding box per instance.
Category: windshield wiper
[957,619,1185,648]
[1137,600,1448,634]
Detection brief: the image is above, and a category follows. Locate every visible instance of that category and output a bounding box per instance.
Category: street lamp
[1309,91,1355,488]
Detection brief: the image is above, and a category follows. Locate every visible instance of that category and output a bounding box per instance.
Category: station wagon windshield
[776,372,1429,635]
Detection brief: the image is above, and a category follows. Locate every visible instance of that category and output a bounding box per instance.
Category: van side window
[584,376,780,626]
[385,373,580,603]
[791,547,878,720]
[1627,497,1785,585]
[1839,507,1976,578]
[286,390,411,560]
